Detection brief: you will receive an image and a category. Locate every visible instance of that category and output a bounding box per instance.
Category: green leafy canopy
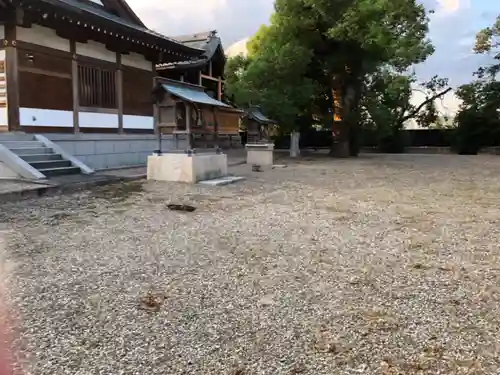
[225,0,439,150]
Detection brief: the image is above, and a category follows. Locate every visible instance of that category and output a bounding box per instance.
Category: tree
[451,16,500,154]
[275,0,435,156]
[474,15,500,78]
[224,55,252,108]
[454,80,500,154]
[361,71,451,151]
[225,20,319,156]
[226,0,436,157]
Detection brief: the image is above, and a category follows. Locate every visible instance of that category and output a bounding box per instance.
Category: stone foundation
[147,152,228,183]
[46,133,188,170]
[246,143,274,167]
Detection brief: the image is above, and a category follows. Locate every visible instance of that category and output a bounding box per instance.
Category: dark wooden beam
[116,52,123,134]
[16,3,201,63]
[56,29,88,44]
[217,78,222,101]
[201,73,225,83]
[5,10,20,131]
[70,40,79,133]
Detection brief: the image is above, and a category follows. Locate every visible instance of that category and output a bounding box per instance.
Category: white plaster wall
[123,115,154,129]
[19,109,152,129]
[76,40,116,62]
[79,112,118,128]
[0,109,8,126]
[0,49,6,126]
[122,52,152,71]
[20,108,73,127]
[16,25,70,52]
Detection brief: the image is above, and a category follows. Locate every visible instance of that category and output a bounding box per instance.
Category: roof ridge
[172,30,218,43]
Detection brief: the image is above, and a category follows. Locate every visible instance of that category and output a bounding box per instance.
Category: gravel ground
[1,153,500,375]
[0,180,49,194]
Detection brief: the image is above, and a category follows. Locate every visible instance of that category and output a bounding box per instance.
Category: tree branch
[400,87,452,123]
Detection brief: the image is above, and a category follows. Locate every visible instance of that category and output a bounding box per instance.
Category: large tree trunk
[330,82,357,157]
[330,121,350,157]
[348,81,363,157]
[290,131,300,158]
[329,69,363,157]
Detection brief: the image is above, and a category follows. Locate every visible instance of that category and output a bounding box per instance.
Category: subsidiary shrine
[0,0,243,178]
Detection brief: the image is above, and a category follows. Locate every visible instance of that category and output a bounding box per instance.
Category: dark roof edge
[115,0,146,27]
[154,77,206,91]
[153,77,243,111]
[25,0,204,57]
[246,107,276,124]
[157,36,225,70]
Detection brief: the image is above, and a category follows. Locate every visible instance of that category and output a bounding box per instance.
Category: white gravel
[2,153,500,374]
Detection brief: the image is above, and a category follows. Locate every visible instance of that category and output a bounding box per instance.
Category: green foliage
[474,15,500,78]
[453,80,500,154]
[326,0,434,71]
[360,70,450,152]
[224,55,252,107]
[246,25,269,57]
[225,20,318,132]
[225,0,436,154]
[451,17,500,155]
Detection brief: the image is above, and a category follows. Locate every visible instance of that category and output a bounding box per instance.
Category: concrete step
[0,133,35,142]
[39,166,81,177]
[19,153,64,162]
[29,160,72,170]
[9,147,54,155]
[0,141,45,148]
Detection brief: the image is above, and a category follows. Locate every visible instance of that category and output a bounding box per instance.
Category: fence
[272,129,455,149]
[273,130,333,149]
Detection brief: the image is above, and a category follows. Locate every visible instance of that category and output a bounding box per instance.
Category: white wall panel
[16,25,70,52]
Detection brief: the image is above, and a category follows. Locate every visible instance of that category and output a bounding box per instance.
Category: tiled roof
[173,31,215,49]
[156,30,224,70]
[161,81,231,108]
[247,107,275,124]
[34,0,203,56]
[155,78,243,112]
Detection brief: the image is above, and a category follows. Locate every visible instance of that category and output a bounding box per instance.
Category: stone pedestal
[246,143,274,167]
[147,152,228,183]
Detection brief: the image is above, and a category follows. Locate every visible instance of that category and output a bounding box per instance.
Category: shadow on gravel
[89,181,145,203]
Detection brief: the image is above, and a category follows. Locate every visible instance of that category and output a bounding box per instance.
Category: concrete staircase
[0,133,81,178]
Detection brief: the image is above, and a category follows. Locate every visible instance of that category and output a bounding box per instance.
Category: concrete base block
[246,143,274,167]
[147,152,228,183]
[0,161,19,179]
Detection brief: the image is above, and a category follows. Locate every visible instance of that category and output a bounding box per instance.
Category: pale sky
[127,0,497,89]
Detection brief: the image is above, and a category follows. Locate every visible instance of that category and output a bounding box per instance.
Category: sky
[127,0,498,112]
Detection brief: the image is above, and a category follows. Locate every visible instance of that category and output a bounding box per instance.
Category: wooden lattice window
[78,65,116,109]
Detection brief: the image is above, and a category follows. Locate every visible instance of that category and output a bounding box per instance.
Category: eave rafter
[4,0,203,63]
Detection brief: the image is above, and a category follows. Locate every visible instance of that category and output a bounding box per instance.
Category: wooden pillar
[116,53,123,133]
[70,40,79,133]
[212,106,219,149]
[152,61,159,136]
[186,103,193,149]
[208,61,212,77]
[4,22,19,132]
[217,77,222,101]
